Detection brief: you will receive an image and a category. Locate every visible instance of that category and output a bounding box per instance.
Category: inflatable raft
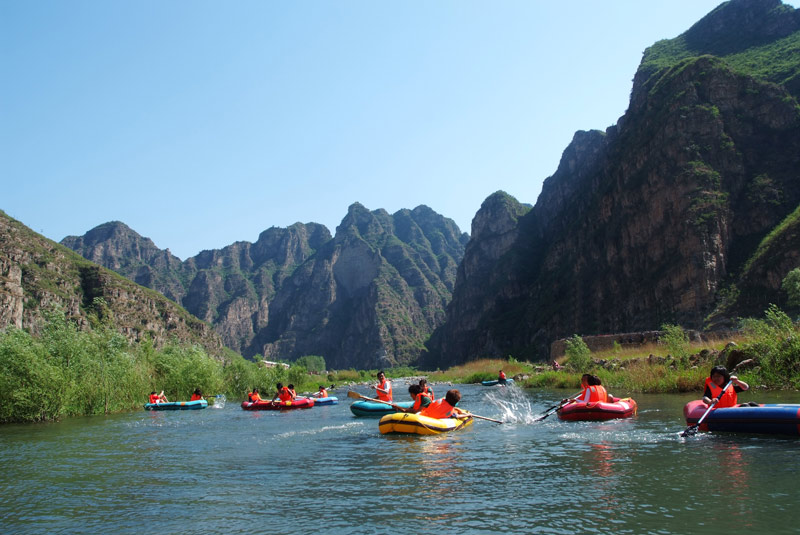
[241,397,315,410]
[481,378,514,386]
[557,398,637,421]
[144,400,208,411]
[684,400,800,436]
[350,400,413,417]
[313,396,339,406]
[379,412,474,435]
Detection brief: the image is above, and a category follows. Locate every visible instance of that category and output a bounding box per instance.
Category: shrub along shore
[2,306,797,423]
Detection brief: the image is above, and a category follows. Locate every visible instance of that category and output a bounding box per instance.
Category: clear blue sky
[4,1,797,259]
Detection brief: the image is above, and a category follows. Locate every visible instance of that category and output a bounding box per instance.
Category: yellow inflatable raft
[378,412,474,435]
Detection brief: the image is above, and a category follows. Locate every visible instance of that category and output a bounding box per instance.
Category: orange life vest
[419,398,456,419]
[149,394,159,404]
[278,387,293,402]
[318,389,328,398]
[249,392,261,402]
[499,372,506,380]
[412,392,432,413]
[706,378,737,408]
[587,385,608,403]
[421,386,434,399]
[376,379,392,402]
[190,394,203,401]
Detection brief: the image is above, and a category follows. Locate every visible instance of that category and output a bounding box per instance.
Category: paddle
[681,379,734,437]
[534,391,582,422]
[347,391,503,423]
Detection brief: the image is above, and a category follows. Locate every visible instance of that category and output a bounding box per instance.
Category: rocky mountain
[425,0,800,366]
[0,211,226,357]
[63,204,468,368]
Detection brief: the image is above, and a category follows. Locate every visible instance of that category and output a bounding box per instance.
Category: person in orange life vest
[498,370,507,385]
[575,375,613,404]
[313,385,328,398]
[248,388,262,402]
[371,371,392,402]
[190,388,204,401]
[418,378,434,400]
[271,382,294,404]
[703,366,749,408]
[419,389,467,419]
[288,384,297,399]
[149,391,168,404]
[395,384,432,414]
[563,374,592,405]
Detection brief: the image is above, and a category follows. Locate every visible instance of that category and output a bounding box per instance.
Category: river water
[1,383,798,535]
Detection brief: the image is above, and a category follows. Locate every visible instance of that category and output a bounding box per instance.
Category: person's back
[420,389,462,419]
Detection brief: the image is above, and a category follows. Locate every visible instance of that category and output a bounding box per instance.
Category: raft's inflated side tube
[241,397,315,410]
[481,378,514,386]
[144,400,208,411]
[557,398,637,421]
[312,396,338,406]
[378,412,474,435]
[684,400,800,435]
[349,400,414,417]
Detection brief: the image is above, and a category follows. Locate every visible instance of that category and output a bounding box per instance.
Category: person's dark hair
[194,388,202,395]
[581,373,592,383]
[408,384,422,395]
[710,366,730,383]
[377,370,385,377]
[252,387,259,393]
[445,389,461,406]
[588,375,602,386]
[288,384,294,390]
[151,391,156,395]
[419,379,427,387]
[276,383,283,390]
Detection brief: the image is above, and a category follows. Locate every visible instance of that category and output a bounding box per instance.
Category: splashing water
[211,395,227,409]
[482,384,538,424]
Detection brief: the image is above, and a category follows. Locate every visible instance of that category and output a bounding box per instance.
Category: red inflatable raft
[241,397,315,410]
[557,398,637,421]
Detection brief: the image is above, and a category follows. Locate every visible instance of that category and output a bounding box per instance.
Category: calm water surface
[1,384,798,535]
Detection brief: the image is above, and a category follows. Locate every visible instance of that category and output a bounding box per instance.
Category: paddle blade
[346,391,363,399]
[681,425,698,437]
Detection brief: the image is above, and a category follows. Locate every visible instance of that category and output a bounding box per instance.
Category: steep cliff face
[0,212,225,357]
[427,0,800,365]
[64,204,467,368]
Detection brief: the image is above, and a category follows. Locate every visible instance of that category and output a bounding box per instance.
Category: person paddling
[149,391,168,404]
[272,382,294,404]
[190,388,204,401]
[419,389,467,419]
[314,385,328,398]
[371,371,393,403]
[498,370,507,385]
[703,366,751,408]
[395,384,432,414]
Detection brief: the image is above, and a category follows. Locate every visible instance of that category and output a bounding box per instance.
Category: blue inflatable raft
[144,400,208,411]
[313,396,339,406]
[350,400,414,417]
[481,378,514,386]
[684,400,800,435]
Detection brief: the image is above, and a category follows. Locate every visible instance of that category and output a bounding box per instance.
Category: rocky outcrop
[63,204,468,368]
[426,0,800,365]
[0,211,225,357]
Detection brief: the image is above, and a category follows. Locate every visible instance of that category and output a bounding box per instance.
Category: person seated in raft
[271,382,294,404]
[418,378,434,400]
[313,385,328,398]
[190,388,204,401]
[371,371,393,402]
[573,375,612,404]
[498,370,507,385]
[149,391,168,404]
[248,388,262,403]
[287,384,297,399]
[702,366,753,408]
[395,384,433,414]
[563,374,592,404]
[419,389,468,420]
